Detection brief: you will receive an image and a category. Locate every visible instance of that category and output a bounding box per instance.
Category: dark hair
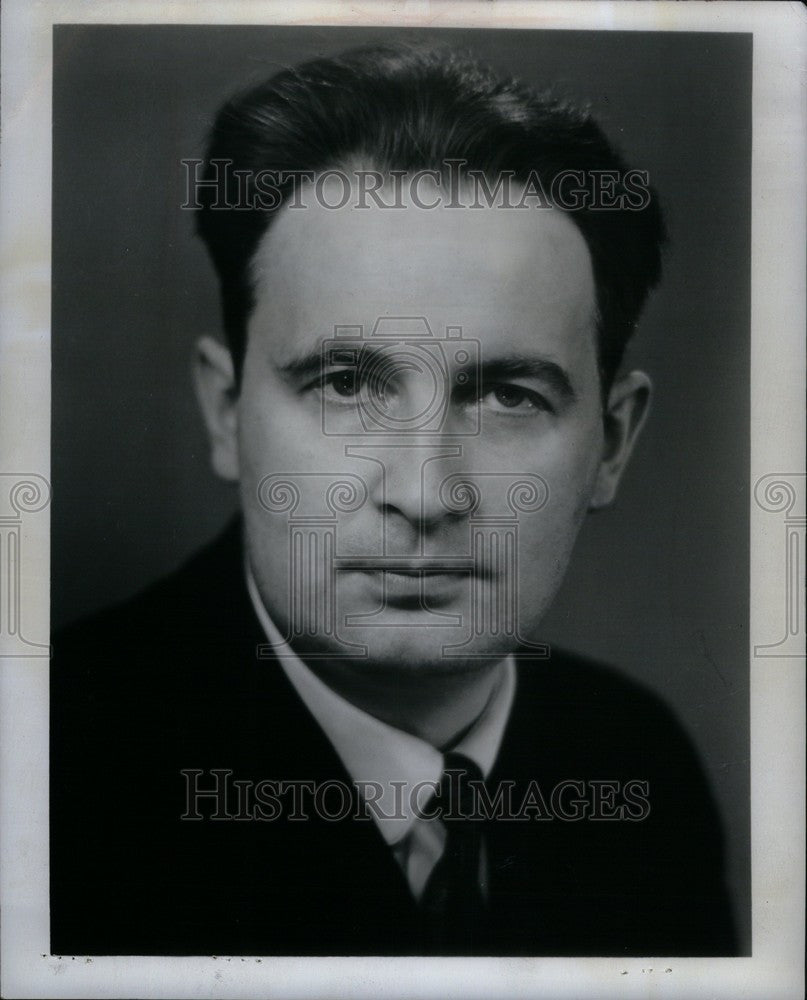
[196,43,665,390]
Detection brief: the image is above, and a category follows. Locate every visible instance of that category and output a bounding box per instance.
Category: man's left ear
[589,370,652,510]
[193,335,240,482]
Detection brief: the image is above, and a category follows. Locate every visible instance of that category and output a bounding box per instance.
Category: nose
[371,438,464,534]
[348,358,469,539]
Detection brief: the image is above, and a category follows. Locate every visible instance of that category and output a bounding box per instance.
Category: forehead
[247,179,597,364]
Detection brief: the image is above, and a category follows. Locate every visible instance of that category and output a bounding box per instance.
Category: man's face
[205,179,636,673]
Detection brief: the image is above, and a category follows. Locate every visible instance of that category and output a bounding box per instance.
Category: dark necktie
[419,751,487,954]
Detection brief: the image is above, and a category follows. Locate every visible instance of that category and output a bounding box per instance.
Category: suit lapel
[182,525,423,950]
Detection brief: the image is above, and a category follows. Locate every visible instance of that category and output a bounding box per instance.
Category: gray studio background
[52,26,751,949]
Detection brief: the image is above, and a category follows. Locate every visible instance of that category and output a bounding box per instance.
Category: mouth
[334,557,475,574]
[334,557,482,610]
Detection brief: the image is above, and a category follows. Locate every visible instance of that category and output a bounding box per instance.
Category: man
[51,44,737,956]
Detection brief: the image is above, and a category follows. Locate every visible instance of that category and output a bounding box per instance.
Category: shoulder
[50,516,265,736]
[53,517,247,666]
[56,517,242,638]
[509,645,718,806]
[514,644,685,736]
[501,648,737,955]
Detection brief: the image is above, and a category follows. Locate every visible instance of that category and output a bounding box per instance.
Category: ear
[589,370,652,510]
[193,336,240,482]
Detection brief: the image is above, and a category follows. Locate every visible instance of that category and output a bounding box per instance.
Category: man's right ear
[193,336,240,482]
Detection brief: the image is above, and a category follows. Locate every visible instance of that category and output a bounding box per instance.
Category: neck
[305,656,506,749]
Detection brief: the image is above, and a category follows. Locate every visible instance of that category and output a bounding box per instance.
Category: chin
[289,622,518,675]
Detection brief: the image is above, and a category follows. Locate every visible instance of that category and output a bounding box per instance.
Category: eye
[492,385,532,409]
[482,383,552,415]
[321,369,360,399]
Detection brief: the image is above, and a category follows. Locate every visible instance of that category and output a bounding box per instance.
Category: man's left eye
[482,384,551,414]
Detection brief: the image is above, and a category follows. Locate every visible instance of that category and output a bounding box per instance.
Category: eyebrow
[276,345,576,402]
[276,342,405,381]
[275,346,334,381]
[475,355,577,403]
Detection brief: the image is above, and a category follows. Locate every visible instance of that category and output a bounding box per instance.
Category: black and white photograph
[0,2,804,999]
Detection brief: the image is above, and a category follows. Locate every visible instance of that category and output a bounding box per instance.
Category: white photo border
[0,2,804,998]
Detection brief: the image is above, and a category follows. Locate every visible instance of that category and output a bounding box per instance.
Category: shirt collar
[246,564,516,846]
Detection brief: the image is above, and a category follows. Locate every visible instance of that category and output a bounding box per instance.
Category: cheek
[514,421,604,564]
[526,416,604,512]
[236,389,310,483]
[235,390,294,528]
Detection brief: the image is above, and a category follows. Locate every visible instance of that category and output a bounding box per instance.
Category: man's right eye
[321,370,360,399]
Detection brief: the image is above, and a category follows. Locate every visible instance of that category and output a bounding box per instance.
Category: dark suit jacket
[51,519,737,956]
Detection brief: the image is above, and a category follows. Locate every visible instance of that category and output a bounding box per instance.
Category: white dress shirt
[246,567,516,900]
